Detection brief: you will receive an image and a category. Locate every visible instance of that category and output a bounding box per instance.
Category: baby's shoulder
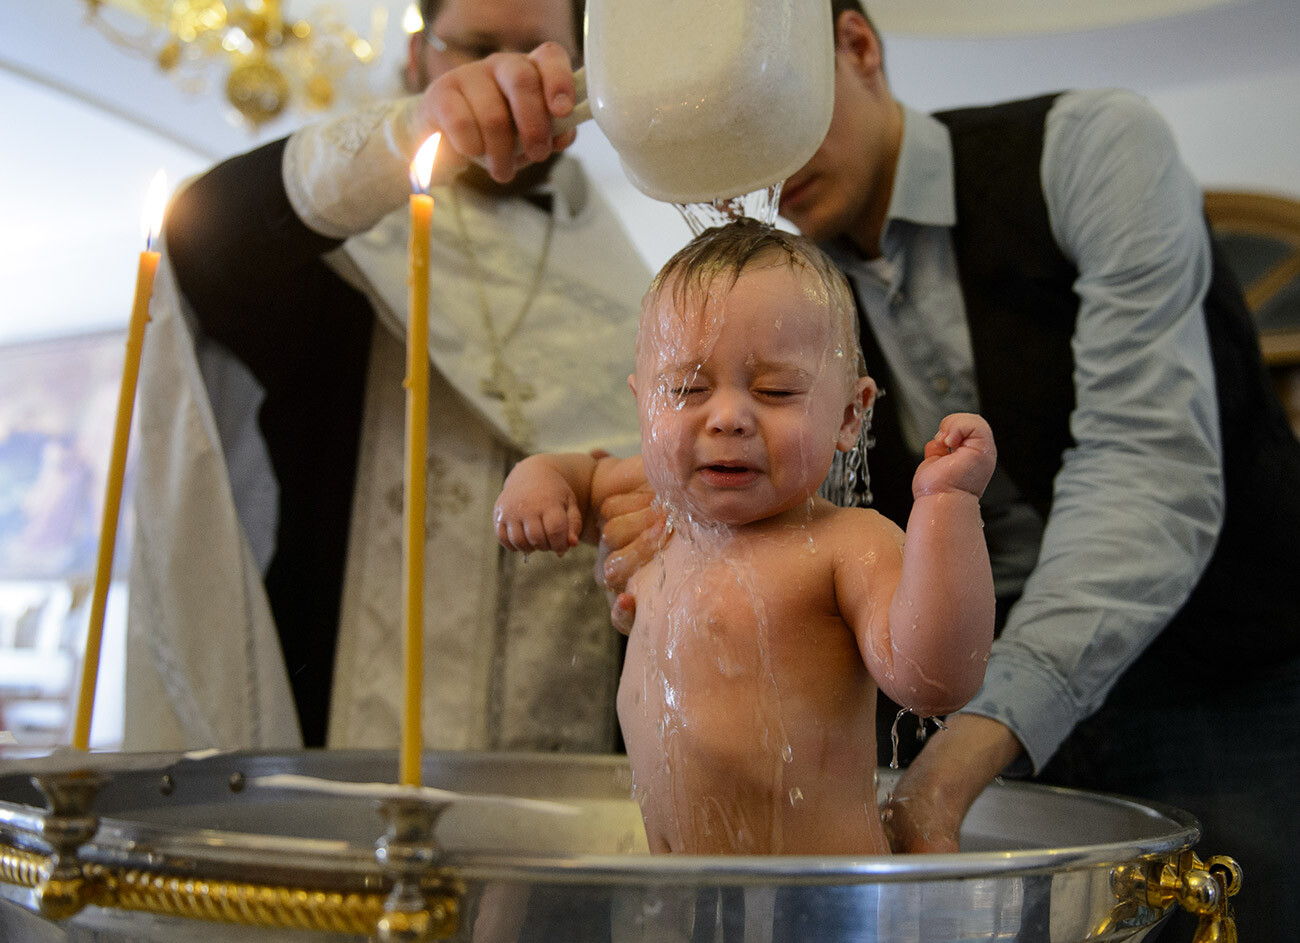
[818,504,899,535]
[816,505,905,556]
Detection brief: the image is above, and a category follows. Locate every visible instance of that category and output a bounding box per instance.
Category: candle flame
[402,3,424,34]
[410,133,441,193]
[142,170,168,251]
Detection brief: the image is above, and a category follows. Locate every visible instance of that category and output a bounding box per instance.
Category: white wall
[1150,68,1300,198]
[883,0,1300,205]
[0,69,209,346]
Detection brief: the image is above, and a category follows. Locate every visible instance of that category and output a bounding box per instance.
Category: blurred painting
[0,331,128,580]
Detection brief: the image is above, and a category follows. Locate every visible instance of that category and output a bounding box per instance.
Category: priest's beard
[456,156,559,198]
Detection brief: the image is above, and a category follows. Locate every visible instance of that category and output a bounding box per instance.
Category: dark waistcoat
[855,93,1300,679]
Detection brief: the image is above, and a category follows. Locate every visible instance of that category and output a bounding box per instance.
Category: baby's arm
[890,413,997,714]
[494,452,644,555]
[836,414,995,717]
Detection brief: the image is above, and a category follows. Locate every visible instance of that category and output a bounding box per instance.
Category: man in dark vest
[774,3,1300,939]
[429,4,1300,938]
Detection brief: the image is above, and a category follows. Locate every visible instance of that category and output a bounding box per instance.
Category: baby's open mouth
[699,463,759,486]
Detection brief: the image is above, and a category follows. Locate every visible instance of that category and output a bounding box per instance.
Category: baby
[494,220,995,855]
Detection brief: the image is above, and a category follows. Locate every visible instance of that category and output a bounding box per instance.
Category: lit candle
[401,133,439,787]
[73,170,169,751]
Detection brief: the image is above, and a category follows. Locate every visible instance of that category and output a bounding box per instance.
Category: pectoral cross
[480,360,536,402]
[480,358,536,449]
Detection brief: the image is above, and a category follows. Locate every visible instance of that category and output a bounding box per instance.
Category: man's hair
[419,0,586,54]
[831,0,877,29]
[830,0,867,22]
[642,219,863,378]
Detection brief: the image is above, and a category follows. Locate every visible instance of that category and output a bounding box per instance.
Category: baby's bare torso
[621,510,888,855]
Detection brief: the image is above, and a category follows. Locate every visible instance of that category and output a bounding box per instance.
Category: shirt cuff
[957,648,1084,776]
[282,97,429,240]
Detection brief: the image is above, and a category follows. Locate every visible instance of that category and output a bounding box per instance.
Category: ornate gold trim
[1097,849,1241,943]
[1,841,460,938]
[0,843,46,889]
[97,869,390,934]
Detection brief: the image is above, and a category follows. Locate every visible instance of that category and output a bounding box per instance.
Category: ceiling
[867,0,1245,34]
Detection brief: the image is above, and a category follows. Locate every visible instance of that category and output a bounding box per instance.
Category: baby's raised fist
[913,413,997,499]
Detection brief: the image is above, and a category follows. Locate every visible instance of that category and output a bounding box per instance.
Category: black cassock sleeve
[166,137,374,746]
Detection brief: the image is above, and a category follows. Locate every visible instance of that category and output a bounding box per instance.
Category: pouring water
[675,182,785,235]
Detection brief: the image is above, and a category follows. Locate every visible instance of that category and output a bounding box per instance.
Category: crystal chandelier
[82,0,388,127]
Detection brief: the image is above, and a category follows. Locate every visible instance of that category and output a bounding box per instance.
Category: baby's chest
[631,541,838,646]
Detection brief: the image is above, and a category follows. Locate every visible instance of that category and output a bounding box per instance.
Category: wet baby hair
[640,218,866,380]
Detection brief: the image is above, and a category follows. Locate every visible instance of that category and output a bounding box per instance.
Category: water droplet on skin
[889,708,908,769]
[788,786,804,806]
[626,416,822,852]
[818,407,873,509]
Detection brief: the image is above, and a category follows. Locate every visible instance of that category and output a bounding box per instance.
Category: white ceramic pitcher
[581,0,836,204]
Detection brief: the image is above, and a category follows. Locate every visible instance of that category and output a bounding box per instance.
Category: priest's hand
[418,42,581,184]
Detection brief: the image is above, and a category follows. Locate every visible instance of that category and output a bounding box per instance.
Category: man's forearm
[885,714,1024,852]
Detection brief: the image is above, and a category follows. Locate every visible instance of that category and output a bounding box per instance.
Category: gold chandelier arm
[79,0,385,127]
[83,0,171,58]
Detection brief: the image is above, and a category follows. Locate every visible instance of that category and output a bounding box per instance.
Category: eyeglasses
[424,30,539,63]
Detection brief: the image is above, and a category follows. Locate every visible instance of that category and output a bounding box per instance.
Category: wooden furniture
[1205,190,1300,438]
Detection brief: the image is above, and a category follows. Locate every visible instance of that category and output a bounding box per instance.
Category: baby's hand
[912,413,997,500]
[494,460,584,555]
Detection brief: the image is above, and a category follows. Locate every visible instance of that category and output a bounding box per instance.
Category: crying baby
[494,219,995,854]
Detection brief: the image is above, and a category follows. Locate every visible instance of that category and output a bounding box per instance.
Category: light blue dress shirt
[826,89,1223,772]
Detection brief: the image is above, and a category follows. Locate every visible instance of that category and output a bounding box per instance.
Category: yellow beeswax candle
[400,134,439,787]
[73,170,168,751]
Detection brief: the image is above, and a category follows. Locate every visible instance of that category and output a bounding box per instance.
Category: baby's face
[635,262,866,527]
